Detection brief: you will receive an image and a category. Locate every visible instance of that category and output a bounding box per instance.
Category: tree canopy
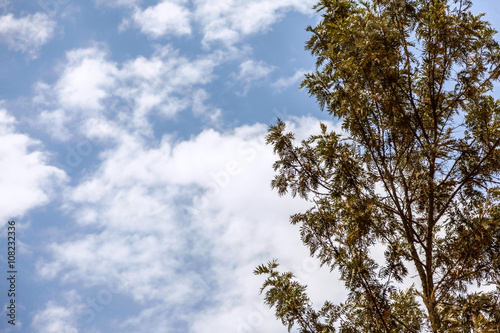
[255,0,500,331]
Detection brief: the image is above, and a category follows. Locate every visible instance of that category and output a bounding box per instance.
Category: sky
[0,0,499,332]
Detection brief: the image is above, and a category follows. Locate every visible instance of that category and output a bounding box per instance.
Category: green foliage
[255,0,500,331]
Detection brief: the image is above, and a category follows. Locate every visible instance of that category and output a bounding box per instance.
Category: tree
[254,0,500,331]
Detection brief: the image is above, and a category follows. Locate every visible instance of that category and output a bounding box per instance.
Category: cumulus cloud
[4,0,347,332]
[235,59,274,94]
[236,59,274,82]
[32,47,118,140]
[194,0,316,46]
[116,45,221,118]
[103,0,316,46]
[192,89,222,123]
[0,12,56,57]
[273,68,308,91]
[0,109,67,224]
[34,45,225,140]
[38,109,72,141]
[128,0,192,38]
[36,116,346,332]
[31,291,84,333]
[56,47,118,111]
[96,0,141,7]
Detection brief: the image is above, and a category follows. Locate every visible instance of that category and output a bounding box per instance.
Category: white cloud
[235,59,274,94]
[185,117,347,332]
[130,0,191,38]
[0,12,56,57]
[236,59,274,82]
[108,0,316,46]
[34,45,225,140]
[37,116,346,332]
[38,109,72,141]
[0,109,67,224]
[31,291,84,333]
[191,89,222,124]
[119,303,190,332]
[116,45,221,118]
[273,68,308,91]
[194,0,316,46]
[56,47,118,111]
[96,0,141,7]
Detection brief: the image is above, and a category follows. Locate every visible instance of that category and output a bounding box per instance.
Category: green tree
[255,0,500,331]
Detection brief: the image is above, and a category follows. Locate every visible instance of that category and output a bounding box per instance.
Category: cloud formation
[0,109,66,224]
[96,0,140,7]
[31,291,84,333]
[194,0,316,46]
[130,0,192,38]
[273,69,308,91]
[36,116,344,332]
[0,1,338,331]
[0,12,56,57]
[35,44,224,140]
[235,59,274,94]
[102,0,316,46]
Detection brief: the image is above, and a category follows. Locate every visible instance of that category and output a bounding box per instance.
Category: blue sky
[0,0,499,332]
